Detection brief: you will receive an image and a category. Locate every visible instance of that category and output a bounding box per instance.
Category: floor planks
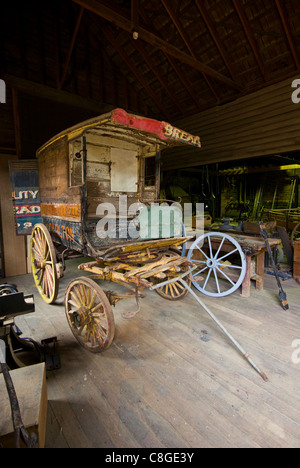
[3,258,300,448]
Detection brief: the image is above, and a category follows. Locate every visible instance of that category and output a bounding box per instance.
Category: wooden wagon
[29,108,246,353]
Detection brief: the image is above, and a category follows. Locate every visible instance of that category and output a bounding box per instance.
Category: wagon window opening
[144,156,156,187]
[110,148,138,193]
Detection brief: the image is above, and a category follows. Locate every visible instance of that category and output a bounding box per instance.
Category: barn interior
[1,0,300,449]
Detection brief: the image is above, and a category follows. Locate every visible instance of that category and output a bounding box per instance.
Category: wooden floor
[3,258,300,448]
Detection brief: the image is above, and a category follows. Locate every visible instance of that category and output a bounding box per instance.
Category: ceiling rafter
[101,25,172,119]
[138,5,202,111]
[161,0,221,102]
[195,0,240,84]
[127,35,185,114]
[59,5,84,90]
[232,0,267,82]
[166,54,206,110]
[275,0,300,70]
[72,0,242,91]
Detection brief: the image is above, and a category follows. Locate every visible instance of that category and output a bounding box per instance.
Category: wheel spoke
[68,298,81,308]
[220,263,243,270]
[196,265,209,274]
[88,290,97,309]
[208,235,213,259]
[33,237,43,258]
[172,282,180,296]
[92,302,104,314]
[196,245,209,260]
[214,236,225,260]
[217,248,239,262]
[213,268,221,294]
[203,268,212,290]
[216,266,236,286]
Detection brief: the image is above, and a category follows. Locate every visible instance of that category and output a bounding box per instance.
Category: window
[144,156,156,187]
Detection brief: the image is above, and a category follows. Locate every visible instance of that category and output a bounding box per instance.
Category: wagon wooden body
[30,109,247,353]
[30,109,204,351]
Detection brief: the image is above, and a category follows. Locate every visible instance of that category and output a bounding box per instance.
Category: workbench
[205,231,281,297]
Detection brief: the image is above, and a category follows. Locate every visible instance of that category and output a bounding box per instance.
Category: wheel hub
[206,259,217,268]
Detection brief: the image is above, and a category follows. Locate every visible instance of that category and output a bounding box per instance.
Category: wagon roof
[37,108,201,156]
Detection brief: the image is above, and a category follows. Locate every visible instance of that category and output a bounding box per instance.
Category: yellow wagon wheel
[65,277,115,353]
[30,223,58,304]
[154,250,191,301]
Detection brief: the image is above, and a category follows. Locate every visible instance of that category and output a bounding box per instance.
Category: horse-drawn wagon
[29,108,246,354]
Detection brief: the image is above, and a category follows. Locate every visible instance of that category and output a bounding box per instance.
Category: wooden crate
[0,363,47,448]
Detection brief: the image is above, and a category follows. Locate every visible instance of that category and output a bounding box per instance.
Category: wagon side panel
[38,137,83,252]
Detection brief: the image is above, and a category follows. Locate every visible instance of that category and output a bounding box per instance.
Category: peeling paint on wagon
[41,204,81,222]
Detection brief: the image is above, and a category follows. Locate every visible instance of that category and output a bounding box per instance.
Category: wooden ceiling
[2,0,300,122]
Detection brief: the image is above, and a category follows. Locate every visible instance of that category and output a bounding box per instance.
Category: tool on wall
[259,222,289,311]
[287,176,298,212]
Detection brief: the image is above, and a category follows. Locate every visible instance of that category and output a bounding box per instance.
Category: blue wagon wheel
[187,232,246,297]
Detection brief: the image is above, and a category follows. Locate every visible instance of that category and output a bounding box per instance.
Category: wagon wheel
[291,222,300,244]
[30,223,58,304]
[65,277,115,353]
[187,232,246,298]
[154,250,191,301]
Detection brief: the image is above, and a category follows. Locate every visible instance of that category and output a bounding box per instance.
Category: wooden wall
[161,77,300,170]
[0,155,27,277]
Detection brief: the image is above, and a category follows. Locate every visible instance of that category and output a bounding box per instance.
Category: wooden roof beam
[195,0,240,83]
[275,0,300,70]
[161,0,221,102]
[72,0,242,91]
[58,6,84,90]
[232,0,267,82]
[166,55,204,110]
[102,26,172,120]
[137,7,203,111]
[128,36,185,114]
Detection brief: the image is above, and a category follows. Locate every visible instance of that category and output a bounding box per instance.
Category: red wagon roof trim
[111,108,201,148]
[37,108,201,155]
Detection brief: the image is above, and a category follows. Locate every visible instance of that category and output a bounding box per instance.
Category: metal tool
[0,339,38,448]
[150,267,269,382]
[259,222,289,311]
